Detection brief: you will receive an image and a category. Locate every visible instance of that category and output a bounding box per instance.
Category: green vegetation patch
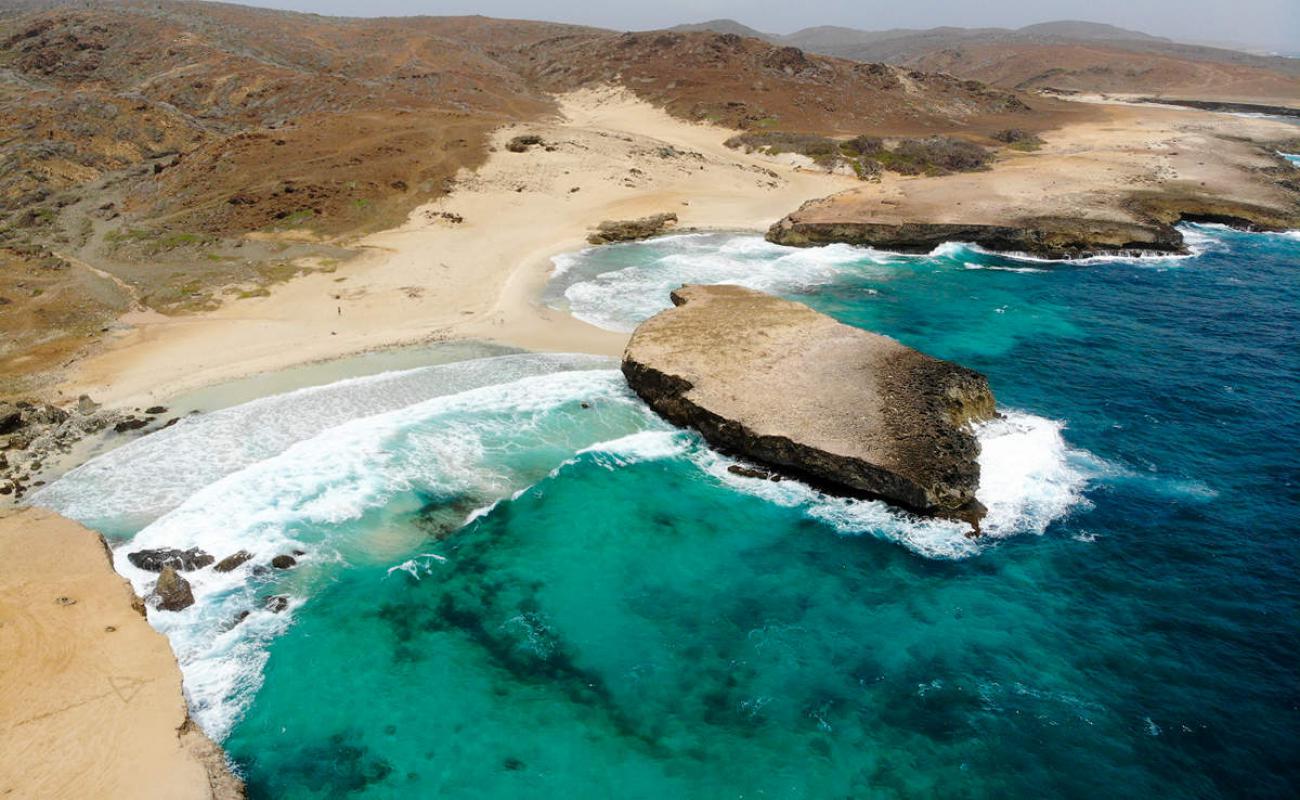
[724,132,990,179]
[992,128,1045,152]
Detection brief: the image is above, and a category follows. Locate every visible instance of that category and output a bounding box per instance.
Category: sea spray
[35,353,615,533]
[549,226,1231,335]
[70,367,667,738]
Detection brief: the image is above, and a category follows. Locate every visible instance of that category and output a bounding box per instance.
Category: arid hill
[0,1,1064,395]
[677,18,1300,105]
[511,30,1038,135]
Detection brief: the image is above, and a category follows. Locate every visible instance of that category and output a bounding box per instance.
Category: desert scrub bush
[505,134,543,152]
[879,137,992,176]
[992,128,1044,151]
[724,131,870,175]
[840,135,885,157]
[724,131,990,180]
[724,131,838,161]
[272,208,316,228]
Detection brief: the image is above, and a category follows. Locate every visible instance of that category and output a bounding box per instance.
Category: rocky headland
[766,215,1184,258]
[622,284,996,527]
[765,104,1300,258]
[587,212,679,245]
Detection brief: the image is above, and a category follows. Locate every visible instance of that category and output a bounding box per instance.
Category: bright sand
[60,88,856,408]
[0,507,242,799]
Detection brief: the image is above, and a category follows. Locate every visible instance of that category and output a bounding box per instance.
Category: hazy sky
[235,0,1299,51]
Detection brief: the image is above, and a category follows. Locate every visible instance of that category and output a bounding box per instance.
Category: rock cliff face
[622,285,996,527]
[766,215,1184,258]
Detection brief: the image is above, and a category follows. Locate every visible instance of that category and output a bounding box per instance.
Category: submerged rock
[213,550,252,572]
[727,463,782,482]
[622,285,996,526]
[263,595,289,613]
[127,547,215,572]
[150,566,194,612]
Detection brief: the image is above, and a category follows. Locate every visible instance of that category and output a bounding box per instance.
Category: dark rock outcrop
[1134,98,1300,118]
[150,566,195,612]
[622,285,996,526]
[505,133,543,152]
[113,417,150,433]
[263,595,289,613]
[0,403,22,435]
[766,215,1184,259]
[727,464,783,482]
[127,547,214,572]
[270,554,297,569]
[587,212,678,245]
[1,394,155,503]
[213,550,252,572]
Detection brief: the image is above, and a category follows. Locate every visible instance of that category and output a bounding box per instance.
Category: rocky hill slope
[0,1,1055,396]
[676,18,1300,104]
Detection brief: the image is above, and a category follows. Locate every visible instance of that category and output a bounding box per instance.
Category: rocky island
[622,285,997,528]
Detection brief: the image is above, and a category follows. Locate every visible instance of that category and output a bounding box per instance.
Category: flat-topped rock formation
[763,106,1300,258]
[622,285,996,526]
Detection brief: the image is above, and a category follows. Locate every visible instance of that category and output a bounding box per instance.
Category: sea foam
[49,365,656,740]
[694,410,1097,559]
[35,352,615,532]
[548,229,1229,333]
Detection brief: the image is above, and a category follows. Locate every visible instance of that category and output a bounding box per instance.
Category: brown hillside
[906,42,1300,104]
[0,1,1061,395]
[513,30,1042,135]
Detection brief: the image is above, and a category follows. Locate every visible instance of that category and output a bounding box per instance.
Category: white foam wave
[577,430,691,468]
[102,367,651,739]
[35,353,614,529]
[695,410,1098,559]
[555,235,906,332]
[549,229,1233,335]
[963,262,1048,273]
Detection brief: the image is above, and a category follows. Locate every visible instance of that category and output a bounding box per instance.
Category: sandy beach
[0,507,242,799]
[58,88,856,408]
[57,90,1300,409]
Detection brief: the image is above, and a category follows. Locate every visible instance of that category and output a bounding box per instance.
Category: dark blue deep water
[43,225,1300,798]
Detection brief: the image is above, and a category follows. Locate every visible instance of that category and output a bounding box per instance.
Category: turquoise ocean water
[38,224,1300,798]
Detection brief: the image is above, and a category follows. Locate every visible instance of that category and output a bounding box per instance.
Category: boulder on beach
[127,547,215,572]
[622,284,996,526]
[150,566,194,612]
[587,212,678,245]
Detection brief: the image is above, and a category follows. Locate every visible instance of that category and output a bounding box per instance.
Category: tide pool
[40,224,1300,798]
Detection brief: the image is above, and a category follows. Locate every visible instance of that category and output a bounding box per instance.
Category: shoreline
[56,87,857,409]
[5,89,1300,795]
[51,94,1300,409]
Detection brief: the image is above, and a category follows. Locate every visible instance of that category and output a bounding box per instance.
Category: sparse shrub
[884,137,991,175]
[840,135,884,157]
[505,134,543,153]
[992,128,1044,151]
